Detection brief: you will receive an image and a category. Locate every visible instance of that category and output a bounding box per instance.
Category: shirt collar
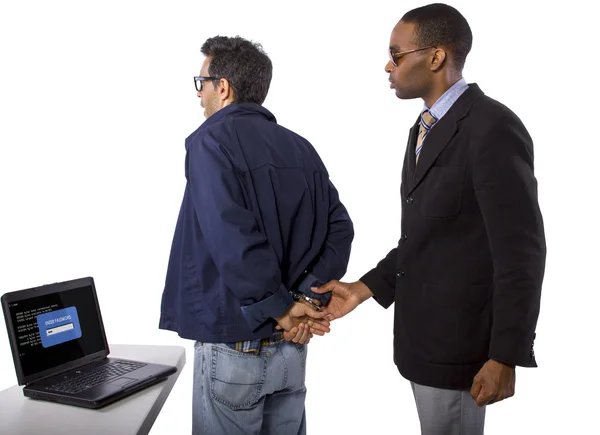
[423,78,468,121]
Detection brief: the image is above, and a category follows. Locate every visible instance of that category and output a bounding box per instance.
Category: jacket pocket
[420,166,464,218]
[210,345,268,410]
[414,284,492,364]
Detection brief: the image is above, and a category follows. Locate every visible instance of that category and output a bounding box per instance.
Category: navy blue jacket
[159,103,354,343]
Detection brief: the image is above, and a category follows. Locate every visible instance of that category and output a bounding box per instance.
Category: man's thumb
[310,281,335,294]
[307,309,328,319]
[470,378,482,401]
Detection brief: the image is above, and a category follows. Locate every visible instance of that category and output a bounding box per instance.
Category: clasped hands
[274,301,330,344]
[274,279,516,407]
[274,280,371,345]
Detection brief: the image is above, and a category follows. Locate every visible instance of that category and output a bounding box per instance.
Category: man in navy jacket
[159,36,353,435]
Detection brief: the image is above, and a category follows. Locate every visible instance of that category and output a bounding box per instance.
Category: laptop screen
[3,278,107,383]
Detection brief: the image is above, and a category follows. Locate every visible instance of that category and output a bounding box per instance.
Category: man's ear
[217,78,234,102]
[430,48,447,72]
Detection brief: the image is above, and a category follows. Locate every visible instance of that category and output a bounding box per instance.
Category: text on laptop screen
[5,284,105,378]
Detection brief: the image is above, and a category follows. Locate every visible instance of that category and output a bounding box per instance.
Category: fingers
[319,300,358,321]
[506,385,515,399]
[472,378,495,407]
[306,318,330,334]
[303,308,329,319]
[279,302,332,335]
[475,387,494,407]
[319,310,337,320]
[283,327,298,342]
[470,377,483,403]
[488,387,512,405]
[306,310,327,319]
[310,280,341,294]
[301,324,311,344]
[474,381,487,407]
[487,394,501,405]
[309,317,330,328]
[297,297,322,311]
[292,324,311,344]
[283,322,321,342]
[309,326,325,335]
[292,301,329,319]
[290,325,302,342]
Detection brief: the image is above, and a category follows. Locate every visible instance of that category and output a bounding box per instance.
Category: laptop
[1,276,177,409]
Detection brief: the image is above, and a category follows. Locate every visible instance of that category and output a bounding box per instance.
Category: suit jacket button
[396,270,405,277]
[406,196,414,205]
[402,233,408,241]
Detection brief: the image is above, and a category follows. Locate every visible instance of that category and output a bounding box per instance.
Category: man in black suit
[312,3,546,434]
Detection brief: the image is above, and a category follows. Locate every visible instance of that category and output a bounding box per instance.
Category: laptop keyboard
[48,360,147,394]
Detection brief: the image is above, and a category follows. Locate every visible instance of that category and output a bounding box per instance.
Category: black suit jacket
[361,84,546,390]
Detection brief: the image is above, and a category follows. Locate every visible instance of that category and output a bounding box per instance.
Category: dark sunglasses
[388,46,436,67]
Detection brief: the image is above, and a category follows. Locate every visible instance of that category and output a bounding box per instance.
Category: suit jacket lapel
[410,117,459,192]
[408,83,484,195]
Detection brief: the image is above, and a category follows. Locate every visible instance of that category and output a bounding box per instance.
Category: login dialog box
[36,307,82,348]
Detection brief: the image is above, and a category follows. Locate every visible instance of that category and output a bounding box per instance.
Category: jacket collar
[186,103,277,151]
[407,83,485,194]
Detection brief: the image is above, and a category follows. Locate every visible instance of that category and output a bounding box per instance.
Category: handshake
[274,279,373,344]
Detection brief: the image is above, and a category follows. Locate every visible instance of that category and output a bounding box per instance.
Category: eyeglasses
[388,46,436,67]
[194,76,219,92]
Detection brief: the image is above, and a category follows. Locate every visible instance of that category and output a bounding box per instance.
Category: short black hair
[402,3,472,71]
[201,36,272,105]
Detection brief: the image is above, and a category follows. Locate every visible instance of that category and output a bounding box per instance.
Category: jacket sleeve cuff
[293,272,332,306]
[489,331,538,368]
[360,269,395,309]
[240,284,294,331]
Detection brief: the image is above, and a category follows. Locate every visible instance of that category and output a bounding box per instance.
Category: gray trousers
[411,382,486,435]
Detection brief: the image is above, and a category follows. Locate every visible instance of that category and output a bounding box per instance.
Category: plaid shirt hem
[225,331,285,354]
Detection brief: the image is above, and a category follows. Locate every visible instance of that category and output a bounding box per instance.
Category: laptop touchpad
[108,377,137,388]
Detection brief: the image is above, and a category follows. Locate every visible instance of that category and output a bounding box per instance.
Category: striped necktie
[415,109,438,164]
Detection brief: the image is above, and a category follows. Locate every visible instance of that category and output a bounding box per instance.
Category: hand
[281,324,314,344]
[311,280,373,320]
[280,296,323,342]
[470,359,516,407]
[274,302,330,336]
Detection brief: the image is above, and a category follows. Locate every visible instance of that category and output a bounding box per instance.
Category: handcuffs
[289,290,322,311]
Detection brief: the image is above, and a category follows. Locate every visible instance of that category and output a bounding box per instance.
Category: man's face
[385,21,434,100]
[198,57,220,119]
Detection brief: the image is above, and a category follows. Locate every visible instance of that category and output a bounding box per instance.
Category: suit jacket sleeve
[472,116,546,367]
[359,245,398,309]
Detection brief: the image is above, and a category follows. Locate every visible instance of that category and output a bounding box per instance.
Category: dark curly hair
[201,36,272,105]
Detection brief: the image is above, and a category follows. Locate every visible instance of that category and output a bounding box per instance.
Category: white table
[0,344,186,435]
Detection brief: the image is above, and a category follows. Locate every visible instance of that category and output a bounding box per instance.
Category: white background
[0,1,598,434]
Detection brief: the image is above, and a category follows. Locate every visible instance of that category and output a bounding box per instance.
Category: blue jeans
[193,338,308,435]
